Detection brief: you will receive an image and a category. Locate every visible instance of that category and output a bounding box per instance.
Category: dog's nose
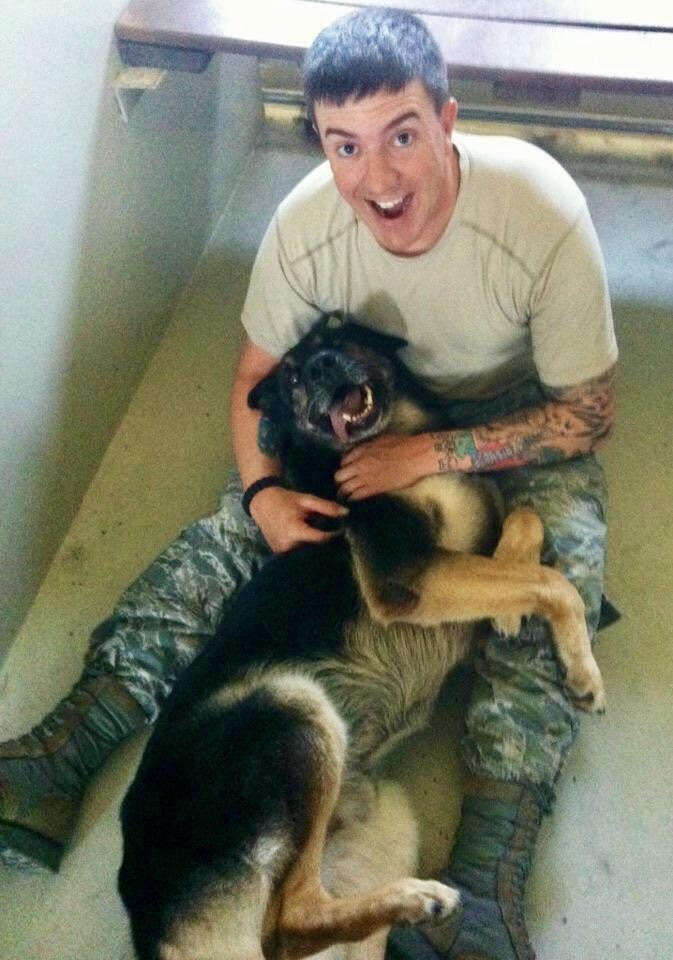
[304,350,338,383]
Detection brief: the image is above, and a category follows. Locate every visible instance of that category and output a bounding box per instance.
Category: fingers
[265,518,336,554]
[270,515,341,553]
[299,494,349,517]
[299,523,340,544]
[339,445,363,467]
[333,460,366,495]
[336,434,428,499]
[336,476,370,500]
[339,483,370,501]
[335,456,382,500]
[252,487,348,553]
[335,438,393,498]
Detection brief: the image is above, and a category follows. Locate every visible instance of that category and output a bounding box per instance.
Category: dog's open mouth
[327,384,375,442]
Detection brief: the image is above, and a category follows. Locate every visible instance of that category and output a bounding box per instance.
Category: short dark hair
[303,7,449,123]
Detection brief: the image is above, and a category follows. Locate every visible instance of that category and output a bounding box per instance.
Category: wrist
[404,433,435,482]
[429,430,465,473]
[419,432,442,477]
[242,475,283,516]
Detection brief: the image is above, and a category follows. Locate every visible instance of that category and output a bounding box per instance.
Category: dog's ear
[248,371,288,457]
[248,369,280,413]
[340,319,408,356]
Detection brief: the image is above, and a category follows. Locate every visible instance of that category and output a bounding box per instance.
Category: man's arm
[231,338,347,551]
[431,364,617,472]
[230,338,282,490]
[335,364,616,500]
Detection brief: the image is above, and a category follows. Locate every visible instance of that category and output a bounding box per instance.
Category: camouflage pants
[84,472,269,719]
[463,455,606,801]
[444,383,608,798]
[84,383,607,795]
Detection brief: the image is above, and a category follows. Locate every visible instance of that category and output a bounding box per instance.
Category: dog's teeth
[342,385,374,424]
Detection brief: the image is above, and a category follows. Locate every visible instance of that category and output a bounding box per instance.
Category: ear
[247,369,280,412]
[248,370,287,457]
[441,97,458,139]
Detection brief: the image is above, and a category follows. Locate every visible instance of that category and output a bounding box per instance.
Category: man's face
[313,81,459,256]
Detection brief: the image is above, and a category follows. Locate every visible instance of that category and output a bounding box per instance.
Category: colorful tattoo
[431,365,616,474]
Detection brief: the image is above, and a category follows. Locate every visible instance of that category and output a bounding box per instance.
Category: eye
[287,369,300,387]
[337,142,358,158]
[394,130,414,147]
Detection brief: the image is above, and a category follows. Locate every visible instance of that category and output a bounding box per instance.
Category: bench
[115,1,673,133]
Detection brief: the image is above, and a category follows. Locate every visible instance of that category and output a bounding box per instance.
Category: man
[0,8,616,960]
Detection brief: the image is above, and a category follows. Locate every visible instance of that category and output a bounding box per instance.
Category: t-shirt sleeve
[527,202,618,388]
[241,212,323,358]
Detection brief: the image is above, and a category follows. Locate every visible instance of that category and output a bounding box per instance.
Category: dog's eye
[287,370,300,387]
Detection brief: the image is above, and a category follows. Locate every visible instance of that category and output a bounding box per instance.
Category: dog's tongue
[329,387,362,442]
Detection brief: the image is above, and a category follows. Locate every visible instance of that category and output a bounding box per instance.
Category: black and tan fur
[118,315,604,960]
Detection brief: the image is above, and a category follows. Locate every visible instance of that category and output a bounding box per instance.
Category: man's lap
[462,454,608,791]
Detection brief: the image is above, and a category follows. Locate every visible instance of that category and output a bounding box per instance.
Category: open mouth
[326,384,375,443]
[368,194,413,221]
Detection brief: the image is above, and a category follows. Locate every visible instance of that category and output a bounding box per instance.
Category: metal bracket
[116,39,212,74]
[113,67,167,123]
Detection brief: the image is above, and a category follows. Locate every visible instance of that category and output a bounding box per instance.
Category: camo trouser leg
[387,446,608,960]
[0,474,272,870]
[462,454,608,799]
[83,472,270,721]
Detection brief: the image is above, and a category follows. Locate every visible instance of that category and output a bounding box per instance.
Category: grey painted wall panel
[0,3,261,661]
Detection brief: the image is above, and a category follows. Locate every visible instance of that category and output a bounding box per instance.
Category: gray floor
[1,123,672,959]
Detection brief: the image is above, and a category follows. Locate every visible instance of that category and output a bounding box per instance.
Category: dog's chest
[311,615,473,768]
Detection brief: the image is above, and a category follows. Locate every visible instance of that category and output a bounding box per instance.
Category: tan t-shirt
[242,132,617,399]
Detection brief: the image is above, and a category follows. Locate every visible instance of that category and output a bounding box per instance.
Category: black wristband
[242,475,283,516]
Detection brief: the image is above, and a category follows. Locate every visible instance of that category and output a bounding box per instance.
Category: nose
[362,148,399,197]
[304,350,338,384]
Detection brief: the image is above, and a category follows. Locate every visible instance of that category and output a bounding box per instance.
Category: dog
[118,314,605,960]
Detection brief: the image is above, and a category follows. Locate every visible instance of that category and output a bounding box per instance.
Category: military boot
[387,777,545,960]
[0,675,147,871]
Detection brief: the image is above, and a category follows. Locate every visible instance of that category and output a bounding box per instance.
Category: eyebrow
[323,110,420,139]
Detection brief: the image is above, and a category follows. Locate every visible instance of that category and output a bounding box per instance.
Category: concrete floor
[1,123,672,960]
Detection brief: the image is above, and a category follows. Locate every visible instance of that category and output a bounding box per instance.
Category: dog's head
[248,315,407,454]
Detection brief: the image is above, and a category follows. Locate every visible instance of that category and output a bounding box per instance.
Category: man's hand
[334,433,433,500]
[334,365,618,499]
[249,485,349,553]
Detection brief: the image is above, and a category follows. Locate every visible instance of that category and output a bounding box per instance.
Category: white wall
[0,4,261,661]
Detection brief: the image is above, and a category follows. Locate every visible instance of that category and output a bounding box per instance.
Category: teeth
[343,385,374,424]
[375,198,403,210]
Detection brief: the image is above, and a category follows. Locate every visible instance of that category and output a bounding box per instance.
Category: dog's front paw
[565,654,606,713]
[390,879,460,926]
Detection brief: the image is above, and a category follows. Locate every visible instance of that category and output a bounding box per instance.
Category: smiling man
[232,10,617,960]
[0,9,616,960]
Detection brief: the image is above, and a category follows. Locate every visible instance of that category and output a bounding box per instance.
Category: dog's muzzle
[303,350,378,444]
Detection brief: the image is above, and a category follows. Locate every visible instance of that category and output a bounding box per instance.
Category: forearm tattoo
[432,365,617,474]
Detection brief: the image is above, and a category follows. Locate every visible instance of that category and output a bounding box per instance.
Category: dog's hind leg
[365,545,605,713]
[274,729,459,959]
[493,507,545,565]
[278,871,459,960]
[491,507,544,636]
[324,780,423,960]
[261,672,350,959]
[343,929,389,960]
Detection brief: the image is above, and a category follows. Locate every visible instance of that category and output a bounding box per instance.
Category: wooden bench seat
[114,0,673,133]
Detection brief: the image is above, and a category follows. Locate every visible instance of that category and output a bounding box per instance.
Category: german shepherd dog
[118,315,605,960]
